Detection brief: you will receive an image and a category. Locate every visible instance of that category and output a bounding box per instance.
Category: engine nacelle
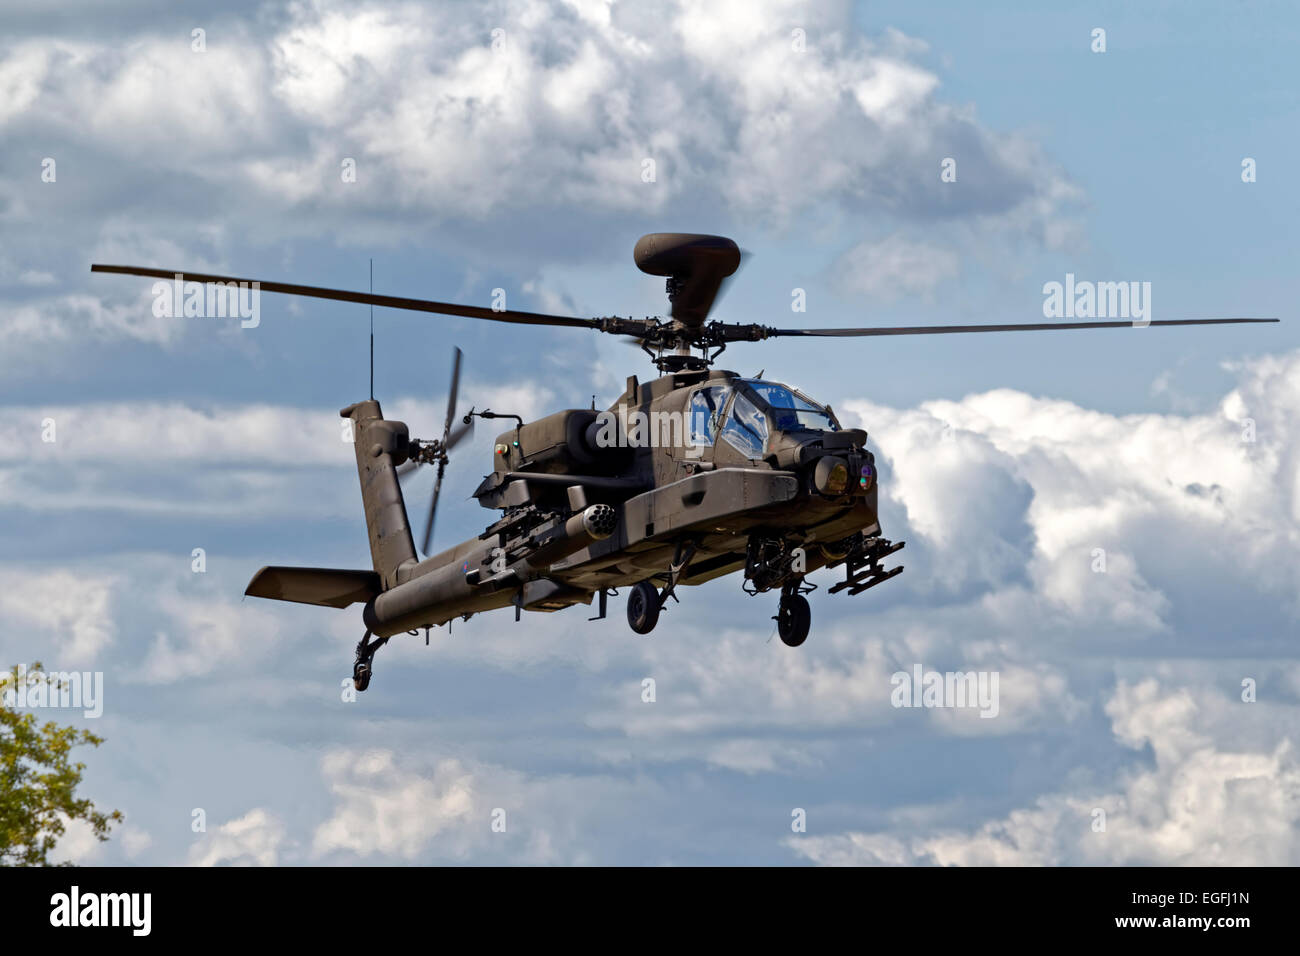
[490,409,604,476]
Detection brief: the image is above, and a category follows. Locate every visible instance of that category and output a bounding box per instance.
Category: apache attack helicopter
[92,234,1277,690]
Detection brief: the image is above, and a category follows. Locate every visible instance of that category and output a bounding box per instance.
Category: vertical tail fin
[342,400,418,589]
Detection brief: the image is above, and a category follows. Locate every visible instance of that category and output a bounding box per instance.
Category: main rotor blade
[768,318,1279,337]
[90,264,601,330]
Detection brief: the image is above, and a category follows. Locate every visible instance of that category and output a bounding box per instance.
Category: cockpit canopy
[687,378,839,461]
[740,380,839,433]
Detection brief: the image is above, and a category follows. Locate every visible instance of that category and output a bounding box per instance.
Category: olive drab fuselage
[325,366,885,638]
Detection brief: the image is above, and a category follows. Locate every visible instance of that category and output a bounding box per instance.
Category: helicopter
[92,233,1277,691]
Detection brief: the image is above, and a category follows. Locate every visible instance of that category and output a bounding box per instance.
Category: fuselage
[359,369,881,636]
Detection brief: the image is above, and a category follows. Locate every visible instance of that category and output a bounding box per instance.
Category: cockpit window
[688,385,730,448]
[720,391,769,459]
[742,380,838,432]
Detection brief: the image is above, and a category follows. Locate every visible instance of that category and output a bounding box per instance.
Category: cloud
[0,293,181,349]
[0,0,1079,241]
[311,751,480,861]
[0,568,117,662]
[0,554,353,700]
[831,234,961,302]
[49,815,108,865]
[0,43,46,125]
[310,748,631,864]
[790,678,1300,866]
[588,615,1088,756]
[189,808,288,866]
[0,402,344,467]
[0,0,1085,376]
[0,378,551,517]
[119,824,154,859]
[140,591,289,684]
[843,347,1300,625]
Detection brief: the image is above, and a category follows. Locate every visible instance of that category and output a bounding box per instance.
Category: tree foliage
[1,663,122,866]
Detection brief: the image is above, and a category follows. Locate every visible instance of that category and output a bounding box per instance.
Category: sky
[1,0,1298,865]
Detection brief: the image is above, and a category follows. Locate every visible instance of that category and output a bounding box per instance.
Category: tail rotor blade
[445,417,473,451]
[422,461,446,556]
[443,347,462,443]
[422,348,464,556]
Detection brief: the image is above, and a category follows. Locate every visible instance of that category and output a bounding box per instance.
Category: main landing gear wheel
[627,580,661,635]
[776,593,811,647]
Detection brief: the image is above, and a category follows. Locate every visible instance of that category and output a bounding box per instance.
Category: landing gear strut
[775,585,811,647]
[352,630,389,692]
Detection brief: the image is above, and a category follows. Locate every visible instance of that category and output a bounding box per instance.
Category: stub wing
[245,566,381,609]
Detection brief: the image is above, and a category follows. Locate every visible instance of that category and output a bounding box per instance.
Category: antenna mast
[369,258,374,400]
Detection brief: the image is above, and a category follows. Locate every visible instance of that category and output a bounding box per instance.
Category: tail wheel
[777,594,811,647]
[627,580,661,635]
[352,660,371,692]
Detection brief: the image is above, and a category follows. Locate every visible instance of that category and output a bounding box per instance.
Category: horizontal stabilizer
[245,566,381,609]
